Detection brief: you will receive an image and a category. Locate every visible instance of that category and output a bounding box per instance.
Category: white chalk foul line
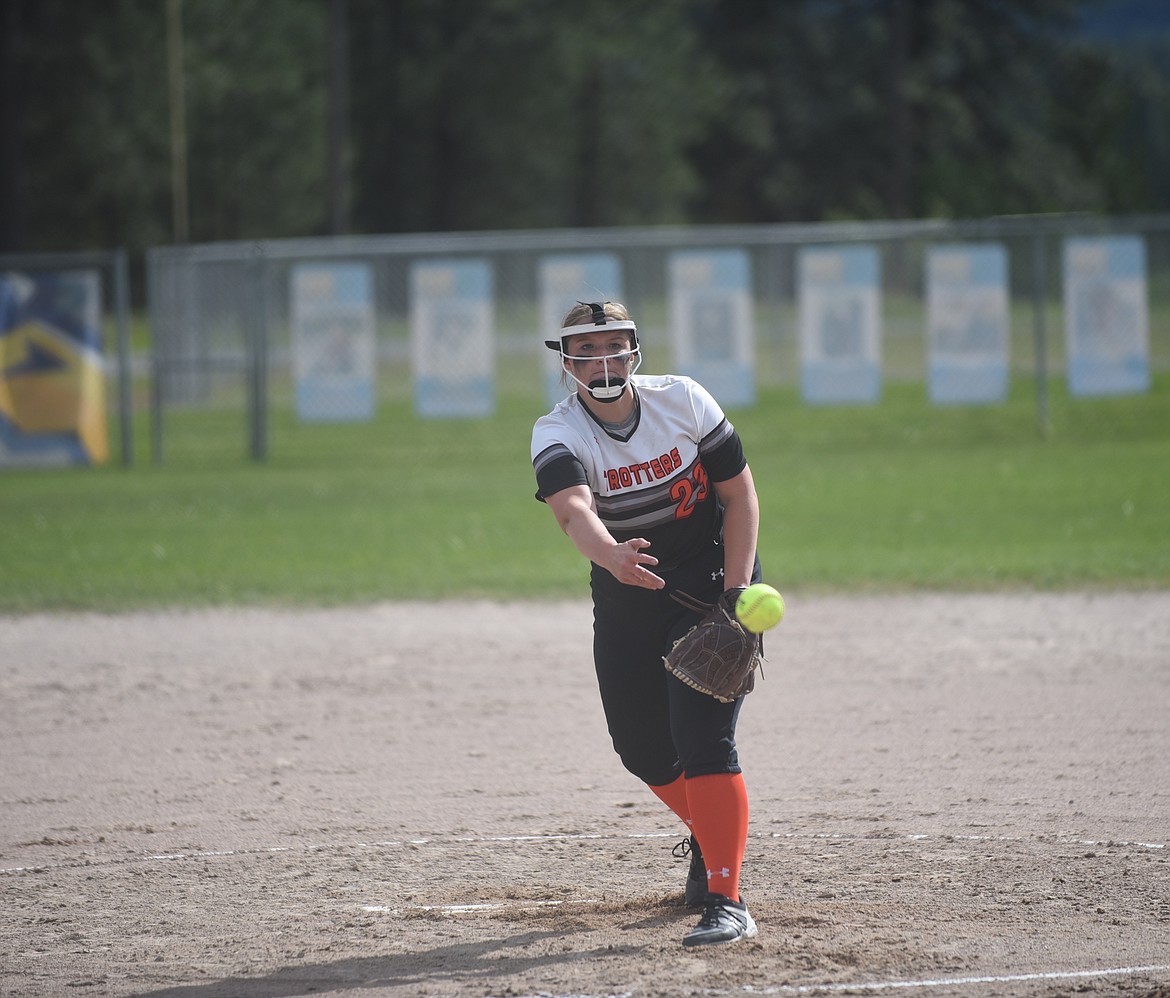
[734,963,1170,994]
[769,831,1166,851]
[0,832,637,875]
[364,898,603,915]
[494,964,1170,998]
[1,828,1163,876]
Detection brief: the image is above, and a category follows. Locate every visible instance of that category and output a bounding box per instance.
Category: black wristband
[718,587,747,614]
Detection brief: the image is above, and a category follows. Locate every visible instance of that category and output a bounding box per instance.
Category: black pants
[589,545,759,787]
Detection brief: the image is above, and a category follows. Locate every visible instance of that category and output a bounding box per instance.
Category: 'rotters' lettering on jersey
[603,447,683,492]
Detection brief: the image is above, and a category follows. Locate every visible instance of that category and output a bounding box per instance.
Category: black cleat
[682,893,758,947]
[673,836,707,907]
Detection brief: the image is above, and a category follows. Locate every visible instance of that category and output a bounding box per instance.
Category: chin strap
[587,378,627,402]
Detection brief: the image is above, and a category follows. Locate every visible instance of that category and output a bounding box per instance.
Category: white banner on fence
[668,249,755,408]
[411,260,494,418]
[798,245,882,404]
[539,254,623,407]
[291,263,376,422]
[1063,235,1149,396]
[926,243,1009,405]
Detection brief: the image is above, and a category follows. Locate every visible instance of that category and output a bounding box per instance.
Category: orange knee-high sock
[685,772,749,902]
[648,773,693,831]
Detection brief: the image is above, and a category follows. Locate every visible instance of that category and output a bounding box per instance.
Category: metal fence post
[148,248,165,465]
[112,248,134,466]
[246,248,269,462]
[1030,232,1050,438]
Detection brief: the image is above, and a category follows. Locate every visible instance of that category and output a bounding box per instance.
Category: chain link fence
[146,215,1170,464]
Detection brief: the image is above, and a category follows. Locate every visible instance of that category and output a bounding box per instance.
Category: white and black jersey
[531,375,746,577]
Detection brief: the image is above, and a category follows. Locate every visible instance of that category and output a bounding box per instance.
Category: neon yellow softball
[735,583,785,633]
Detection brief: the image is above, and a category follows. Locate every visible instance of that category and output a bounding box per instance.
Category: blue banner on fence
[411,260,495,418]
[926,244,1009,405]
[798,246,882,404]
[291,263,376,422]
[669,249,755,408]
[0,269,108,467]
[1063,236,1149,397]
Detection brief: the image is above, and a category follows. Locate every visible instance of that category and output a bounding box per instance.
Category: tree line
[1,0,1167,259]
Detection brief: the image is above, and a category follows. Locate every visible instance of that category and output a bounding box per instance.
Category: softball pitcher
[530,301,763,947]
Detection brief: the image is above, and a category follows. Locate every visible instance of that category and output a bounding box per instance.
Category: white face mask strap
[562,348,641,401]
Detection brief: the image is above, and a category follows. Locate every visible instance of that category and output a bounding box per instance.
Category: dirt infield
[2,593,1169,998]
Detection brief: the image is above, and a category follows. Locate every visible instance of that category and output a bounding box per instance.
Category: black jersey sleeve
[533,443,589,503]
[699,419,748,483]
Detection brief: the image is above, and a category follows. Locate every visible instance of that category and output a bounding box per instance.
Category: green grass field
[2,374,1168,612]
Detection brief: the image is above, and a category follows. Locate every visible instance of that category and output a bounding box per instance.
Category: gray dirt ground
[2,593,1169,998]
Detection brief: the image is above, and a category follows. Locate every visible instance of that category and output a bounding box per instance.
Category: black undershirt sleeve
[533,445,588,503]
[700,422,748,483]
